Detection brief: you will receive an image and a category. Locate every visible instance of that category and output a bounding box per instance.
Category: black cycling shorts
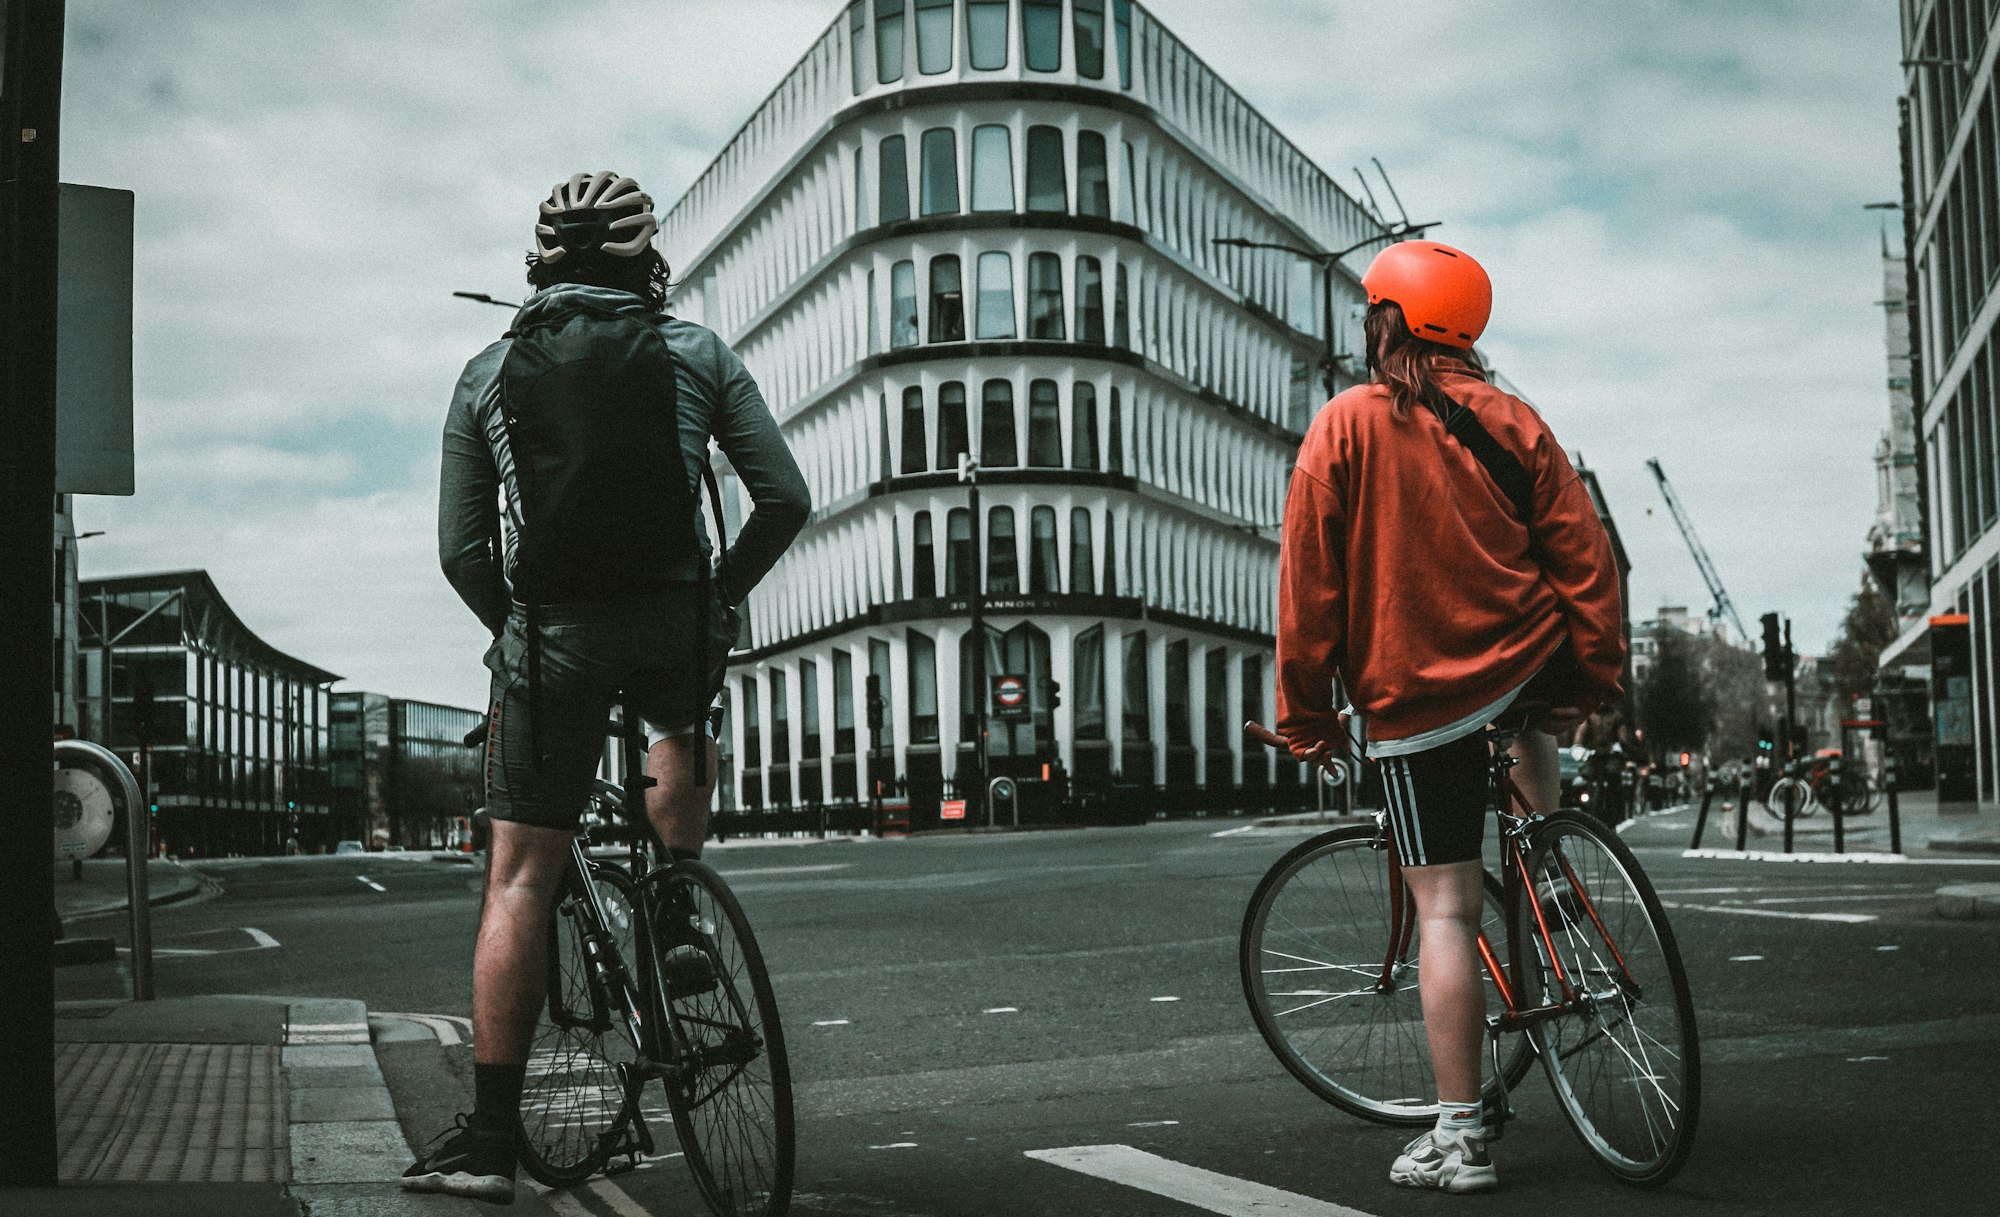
[1377,641,1581,869]
[482,584,735,832]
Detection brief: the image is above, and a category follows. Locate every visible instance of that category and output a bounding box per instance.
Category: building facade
[1891,1,2000,801]
[79,571,337,855]
[330,692,486,850]
[658,0,1399,822]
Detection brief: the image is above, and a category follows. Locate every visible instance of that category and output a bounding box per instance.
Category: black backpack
[498,296,702,604]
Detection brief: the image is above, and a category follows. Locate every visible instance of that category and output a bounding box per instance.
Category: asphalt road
[56,816,2000,1216]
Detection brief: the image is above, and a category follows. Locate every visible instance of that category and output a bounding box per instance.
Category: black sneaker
[400,1112,516,1204]
[651,889,718,997]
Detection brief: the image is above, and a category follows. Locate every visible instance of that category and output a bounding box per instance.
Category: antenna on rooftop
[1351,167,1388,226]
[1372,157,1414,229]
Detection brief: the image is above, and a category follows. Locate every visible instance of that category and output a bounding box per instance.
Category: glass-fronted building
[660,1,1396,824]
[1889,1,2000,801]
[78,571,338,855]
[330,692,486,850]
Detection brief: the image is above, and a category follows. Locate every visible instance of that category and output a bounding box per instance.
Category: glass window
[946,507,975,595]
[1113,264,1129,347]
[770,668,791,758]
[849,3,869,94]
[976,251,1016,338]
[1107,387,1124,472]
[966,0,1008,69]
[1027,252,1065,339]
[929,254,965,342]
[899,385,926,473]
[890,259,918,348]
[870,637,894,745]
[801,659,822,757]
[1102,508,1117,594]
[1025,126,1067,212]
[908,631,939,742]
[970,124,1015,212]
[834,649,857,754]
[1165,639,1191,746]
[912,510,937,597]
[1205,648,1231,750]
[981,379,1018,466]
[1077,131,1110,217]
[1069,507,1096,593]
[1071,381,1100,469]
[936,381,970,469]
[959,625,1001,739]
[854,145,870,227]
[920,126,960,215]
[875,0,905,83]
[878,394,894,479]
[987,506,1020,594]
[1074,0,1106,78]
[1120,140,1138,223]
[1023,0,1062,71]
[1075,255,1105,343]
[1027,378,1063,466]
[879,134,910,224]
[1029,505,1059,593]
[1114,0,1132,87]
[1122,630,1150,742]
[866,266,880,353]
[915,0,953,73]
[1074,625,1106,739]
[1240,652,1264,738]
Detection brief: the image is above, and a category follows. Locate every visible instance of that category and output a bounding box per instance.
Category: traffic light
[864,673,886,730]
[1760,612,1792,680]
[1045,678,1061,712]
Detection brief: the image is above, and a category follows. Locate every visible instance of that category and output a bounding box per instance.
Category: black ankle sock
[667,846,701,864]
[472,1062,526,1132]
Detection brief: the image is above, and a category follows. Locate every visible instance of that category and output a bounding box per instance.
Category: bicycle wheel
[1240,826,1534,1126]
[1767,777,1811,819]
[645,860,795,1217]
[1512,811,1700,1186]
[517,861,644,1187]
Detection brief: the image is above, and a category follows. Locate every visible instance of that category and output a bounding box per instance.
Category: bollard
[1886,754,1903,854]
[1735,772,1751,851]
[1689,774,1715,849]
[1782,764,1795,855]
[1830,753,1845,855]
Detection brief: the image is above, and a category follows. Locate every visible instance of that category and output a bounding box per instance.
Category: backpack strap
[1421,385,1537,523]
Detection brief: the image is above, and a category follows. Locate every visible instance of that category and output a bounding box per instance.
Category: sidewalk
[1676,786,2000,858]
[13,994,543,1217]
[54,857,207,924]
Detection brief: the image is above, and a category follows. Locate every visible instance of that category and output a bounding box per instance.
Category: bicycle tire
[645,860,795,1217]
[1240,826,1534,1126]
[1511,811,1701,1186]
[516,860,645,1188]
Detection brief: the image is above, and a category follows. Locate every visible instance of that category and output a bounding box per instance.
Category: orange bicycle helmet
[1361,240,1491,350]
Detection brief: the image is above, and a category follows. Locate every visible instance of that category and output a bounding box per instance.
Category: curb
[55,863,210,922]
[282,998,436,1214]
[1926,834,2000,856]
[1935,883,2000,919]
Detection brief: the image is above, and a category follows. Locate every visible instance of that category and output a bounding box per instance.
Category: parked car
[333,839,366,855]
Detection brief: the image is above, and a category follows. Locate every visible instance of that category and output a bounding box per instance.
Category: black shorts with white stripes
[1377,729,1493,868]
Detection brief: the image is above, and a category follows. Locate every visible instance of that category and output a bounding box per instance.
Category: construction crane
[1646,458,1749,643]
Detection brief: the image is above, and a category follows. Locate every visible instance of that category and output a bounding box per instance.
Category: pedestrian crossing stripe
[1027,1144,1380,1216]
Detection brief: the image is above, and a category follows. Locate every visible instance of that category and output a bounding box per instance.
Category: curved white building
[660,0,1389,823]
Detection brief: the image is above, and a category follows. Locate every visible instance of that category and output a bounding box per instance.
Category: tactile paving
[56,1041,287,1182]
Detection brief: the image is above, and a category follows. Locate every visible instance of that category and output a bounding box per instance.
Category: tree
[1827,576,1898,703]
[1636,622,1782,762]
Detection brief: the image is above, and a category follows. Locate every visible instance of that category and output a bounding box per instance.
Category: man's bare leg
[1509,727,1562,815]
[646,733,719,856]
[472,820,572,1067]
[1400,858,1488,1106]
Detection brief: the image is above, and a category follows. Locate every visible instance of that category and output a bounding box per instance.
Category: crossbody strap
[1421,386,1536,523]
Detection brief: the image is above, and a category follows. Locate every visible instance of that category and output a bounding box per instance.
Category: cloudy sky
[63,0,1905,713]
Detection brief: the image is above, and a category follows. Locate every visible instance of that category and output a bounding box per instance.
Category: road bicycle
[466,707,795,1216]
[1239,713,1700,1187]
[1766,756,1879,819]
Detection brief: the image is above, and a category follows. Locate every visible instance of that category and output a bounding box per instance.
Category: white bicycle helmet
[534,172,657,263]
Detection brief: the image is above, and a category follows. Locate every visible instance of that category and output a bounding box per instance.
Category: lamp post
[957,453,988,797]
[1213,223,1438,399]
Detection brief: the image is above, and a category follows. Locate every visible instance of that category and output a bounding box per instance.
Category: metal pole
[1830,751,1845,855]
[1689,774,1714,849]
[1319,257,1338,399]
[129,736,154,999]
[0,0,68,1186]
[966,473,987,799]
[1886,753,1903,854]
[1734,771,1750,851]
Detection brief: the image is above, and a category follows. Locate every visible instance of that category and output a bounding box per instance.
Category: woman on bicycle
[1275,240,1624,1193]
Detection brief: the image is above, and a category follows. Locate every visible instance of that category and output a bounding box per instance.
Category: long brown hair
[1364,299,1485,420]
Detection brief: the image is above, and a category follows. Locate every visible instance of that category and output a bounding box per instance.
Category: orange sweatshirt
[1275,366,1624,753]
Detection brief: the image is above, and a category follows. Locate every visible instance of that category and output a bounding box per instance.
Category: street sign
[993,674,1029,721]
[940,798,966,821]
[52,766,115,861]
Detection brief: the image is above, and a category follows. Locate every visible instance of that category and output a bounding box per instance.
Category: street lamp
[452,290,520,309]
[1213,222,1438,399]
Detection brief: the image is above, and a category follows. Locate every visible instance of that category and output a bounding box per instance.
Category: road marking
[1848,1056,1890,1062]
[869,1142,919,1150]
[1150,996,1181,1003]
[813,1019,851,1026]
[714,862,852,877]
[119,927,280,957]
[1683,848,2000,866]
[1128,1120,1181,1127]
[983,1006,1019,1014]
[1027,1145,1378,1216]
[1209,825,1259,838]
[1728,955,1765,961]
[287,1020,369,1045]
[528,1181,598,1217]
[586,1178,654,1217]
[1745,893,1932,905]
[1661,899,1876,923]
[356,875,387,892]
[1876,944,1901,951]
[243,927,281,949]
[375,1012,468,1046]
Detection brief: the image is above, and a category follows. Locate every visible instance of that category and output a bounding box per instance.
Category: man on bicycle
[1275,241,1624,1193]
[405,172,808,1204]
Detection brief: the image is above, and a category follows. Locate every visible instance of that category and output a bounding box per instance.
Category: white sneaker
[1389,1127,1499,1193]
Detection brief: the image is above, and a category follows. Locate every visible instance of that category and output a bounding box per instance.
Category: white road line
[1209,825,1258,838]
[1682,848,2000,866]
[1661,899,1875,924]
[244,927,281,949]
[1027,1145,1378,1217]
[356,875,387,892]
[1876,944,1901,951]
[587,1177,655,1217]
[1150,996,1181,1003]
[812,1019,851,1026]
[713,862,852,877]
[1729,955,1765,961]
[983,1006,1019,1014]
[869,1142,919,1150]
[528,1180,598,1217]
[1128,1120,1181,1127]
[375,1012,465,1046]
